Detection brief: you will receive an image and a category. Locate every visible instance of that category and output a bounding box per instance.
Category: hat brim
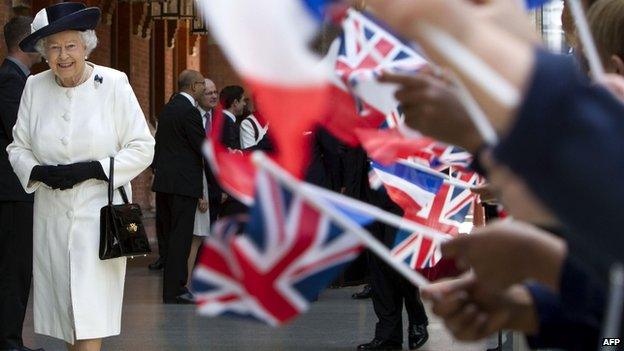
[19,7,101,53]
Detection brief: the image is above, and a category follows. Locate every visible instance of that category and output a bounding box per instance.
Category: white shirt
[240,114,267,149]
[179,91,196,106]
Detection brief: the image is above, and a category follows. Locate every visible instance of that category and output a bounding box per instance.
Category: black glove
[30,162,107,190]
[54,161,108,189]
[30,165,68,189]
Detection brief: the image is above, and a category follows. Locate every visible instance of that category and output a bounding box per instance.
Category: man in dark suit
[219,85,246,150]
[0,16,43,351]
[217,85,248,216]
[152,70,206,304]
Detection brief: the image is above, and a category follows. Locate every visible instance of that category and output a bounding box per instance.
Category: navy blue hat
[19,2,101,53]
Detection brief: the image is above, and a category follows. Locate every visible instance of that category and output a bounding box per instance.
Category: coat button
[62,113,70,121]
[66,90,73,99]
[66,210,73,218]
[61,137,69,145]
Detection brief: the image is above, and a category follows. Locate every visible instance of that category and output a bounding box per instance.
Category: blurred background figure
[187,78,220,285]
[0,15,42,351]
[152,69,206,304]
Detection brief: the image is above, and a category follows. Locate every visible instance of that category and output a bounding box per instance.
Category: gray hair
[34,29,98,59]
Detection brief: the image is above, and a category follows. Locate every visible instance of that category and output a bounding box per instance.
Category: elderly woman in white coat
[7,3,154,351]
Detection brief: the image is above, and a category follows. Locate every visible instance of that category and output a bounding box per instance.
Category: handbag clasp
[127,223,138,233]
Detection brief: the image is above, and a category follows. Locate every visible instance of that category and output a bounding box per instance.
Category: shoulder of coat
[28,69,54,84]
[92,65,129,84]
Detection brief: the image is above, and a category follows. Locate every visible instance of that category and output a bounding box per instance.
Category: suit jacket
[221,111,241,149]
[0,59,32,202]
[152,94,205,198]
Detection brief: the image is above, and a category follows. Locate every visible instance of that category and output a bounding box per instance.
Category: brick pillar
[0,0,13,59]
[187,34,200,71]
[153,20,167,116]
[166,20,178,94]
[199,38,242,92]
[176,19,189,77]
[109,1,155,211]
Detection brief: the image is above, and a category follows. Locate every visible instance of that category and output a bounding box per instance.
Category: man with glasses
[196,79,222,223]
[152,70,206,304]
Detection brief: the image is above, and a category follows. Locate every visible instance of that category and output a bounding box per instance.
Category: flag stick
[253,152,431,288]
[602,263,624,341]
[415,22,521,109]
[566,0,605,80]
[449,75,500,145]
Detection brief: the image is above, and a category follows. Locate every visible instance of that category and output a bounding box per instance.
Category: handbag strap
[108,157,130,205]
[108,157,114,206]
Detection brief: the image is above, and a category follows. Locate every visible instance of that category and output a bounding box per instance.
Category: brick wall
[90,22,111,67]
[128,32,153,211]
[0,0,12,59]
[164,46,174,102]
[187,35,201,71]
[200,39,242,92]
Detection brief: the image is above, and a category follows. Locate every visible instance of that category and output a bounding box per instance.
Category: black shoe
[164,292,195,304]
[357,338,402,350]
[352,284,372,299]
[408,324,429,350]
[148,257,165,270]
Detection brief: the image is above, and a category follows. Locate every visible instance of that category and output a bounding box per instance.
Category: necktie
[204,111,212,134]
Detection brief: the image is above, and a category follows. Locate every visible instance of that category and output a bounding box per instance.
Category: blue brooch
[94,74,103,88]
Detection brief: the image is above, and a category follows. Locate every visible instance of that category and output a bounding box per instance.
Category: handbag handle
[108,157,130,205]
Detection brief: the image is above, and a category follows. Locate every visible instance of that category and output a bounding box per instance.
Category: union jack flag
[391,170,480,269]
[335,10,427,88]
[407,143,474,173]
[192,169,371,326]
[333,9,428,118]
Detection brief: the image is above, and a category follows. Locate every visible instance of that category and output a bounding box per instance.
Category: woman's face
[45,30,87,84]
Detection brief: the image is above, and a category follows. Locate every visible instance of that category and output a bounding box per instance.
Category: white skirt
[193,171,211,237]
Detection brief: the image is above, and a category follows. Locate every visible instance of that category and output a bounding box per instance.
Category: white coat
[7,64,155,343]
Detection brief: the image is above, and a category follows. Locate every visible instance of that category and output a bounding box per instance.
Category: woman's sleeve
[6,77,42,193]
[494,49,624,272]
[239,119,256,149]
[98,73,155,188]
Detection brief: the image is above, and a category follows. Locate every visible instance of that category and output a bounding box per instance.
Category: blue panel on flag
[324,222,345,244]
[364,27,375,40]
[322,197,375,227]
[294,263,348,301]
[301,0,339,21]
[246,203,268,251]
[372,161,444,193]
[525,0,550,8]
[394,50,411,61]
[449,204,471,223]
[191,279,218,293]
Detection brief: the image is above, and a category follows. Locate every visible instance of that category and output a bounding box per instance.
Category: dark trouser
[369,221,428,344]
[208,193,221,224]
[155,192,169,261]
[0,201,33,349]
[158,193,198,300]
[219,196,247,217]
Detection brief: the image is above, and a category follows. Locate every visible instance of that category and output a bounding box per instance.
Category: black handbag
[99,157,151,260]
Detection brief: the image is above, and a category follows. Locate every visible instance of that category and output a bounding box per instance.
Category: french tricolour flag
[196,0,341,202]
[371,161,444,216]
